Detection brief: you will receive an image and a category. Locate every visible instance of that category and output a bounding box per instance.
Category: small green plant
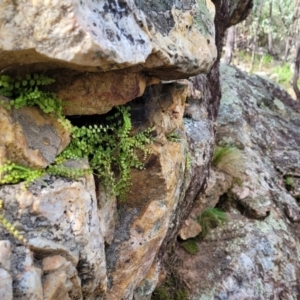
[0,73,153,200]
[180,239,199,255]
[152,279,188,300]
[197,207,227,239]
[0,73,72,131]
[0,160,45,187]
[284,176,294,191]
[212,146,244,178]
[57,106,153,200]
[185,151,192,171]
[0,103,153,200]
[0,199,27,244]
[166,131,182,142]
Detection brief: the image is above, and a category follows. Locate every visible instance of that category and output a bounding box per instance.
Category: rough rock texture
[228,0,253,27]
[105,81,189,299]
[0,0,255,299]
[0,170,107,299]
[0,0,217,79]
[0,97,70,168]
[175,65,300,299]
[50,69,160,115]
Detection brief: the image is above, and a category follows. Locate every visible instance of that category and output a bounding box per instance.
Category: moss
[180,239,199,255]
[232,176,243,186]
[152,274,188,300]
[152,285,188,300]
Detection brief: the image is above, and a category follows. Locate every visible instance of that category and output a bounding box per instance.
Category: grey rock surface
[176,64,300,299]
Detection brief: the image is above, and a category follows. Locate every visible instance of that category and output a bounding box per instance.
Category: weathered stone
[106,141,187,299]
[0,0,251,299]
[173,65,300,299]
[50,70,160,115]
[42,255,82,300]
[0,98,70,168]
[97,185,117,245]
[101,80,190,299]
[133,259,162,300]
[0,269,13,300]
[0,0,217,79]
[13,248,44,300]
[0,170,107,299]
[0,240,11,271]
[132,82,188,139]
[178,217,202,240]
[228,0,253,27]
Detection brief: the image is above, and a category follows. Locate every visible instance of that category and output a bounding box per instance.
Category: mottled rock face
[0,0,254,299]
[176,65,300,299]
[228,0,253,27]
[0,171,107,299]
[0,0,217,79]
[0,98,70,168]
[50,69,160,115]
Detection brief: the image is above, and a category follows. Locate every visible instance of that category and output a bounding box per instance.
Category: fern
[0,199,27,244]
[0,73,153,200]
[58,106,153,200]
[0,73,72,131]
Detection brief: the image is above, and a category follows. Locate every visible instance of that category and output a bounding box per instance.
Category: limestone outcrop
[173,65,300,299]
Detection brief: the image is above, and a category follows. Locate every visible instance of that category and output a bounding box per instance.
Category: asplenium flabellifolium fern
[0,73,72,131]
[56,106,153,200]
[0,73,153,200]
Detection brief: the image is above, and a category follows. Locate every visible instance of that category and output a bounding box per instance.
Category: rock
[178,217,202,240]
[133,259,162,300]
[105,140,187,299]
[228,0,253,27]
[134,82,187,138]
[97,184,117,245]
[50,70,160,115]
[0,97,70,168]
[0,170,107,299]
[12,248,44,300]
[0,241,13,300]
[0,0,254,299]
[42,255,82,300]
[0,269,13,300]
[0,240,11,271]
[0,0,217,79]
[173,64,300,299]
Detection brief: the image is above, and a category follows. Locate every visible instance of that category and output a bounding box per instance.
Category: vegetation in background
[224,0,300,99]
[197,207,227,239]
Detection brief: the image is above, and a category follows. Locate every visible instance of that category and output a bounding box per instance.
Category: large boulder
[174,65,300,299]
[0,0,217,79]
[0,0,254,299]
